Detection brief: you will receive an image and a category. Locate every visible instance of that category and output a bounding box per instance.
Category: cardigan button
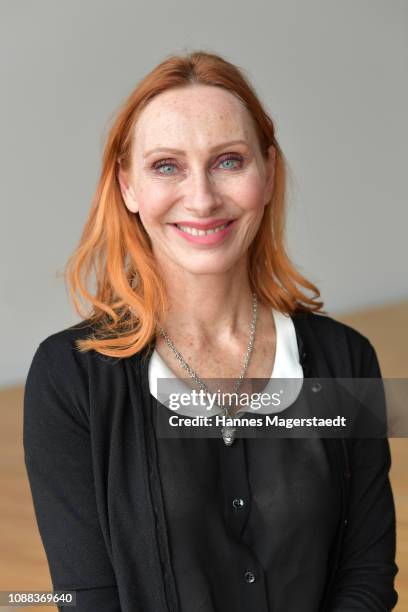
[232,497,245,510]
[311,382,322,393]
[244,570,256,583]
[344,518,348,526]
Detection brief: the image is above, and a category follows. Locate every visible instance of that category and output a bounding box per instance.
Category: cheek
[230,174,266,211]
[136,183,175,224]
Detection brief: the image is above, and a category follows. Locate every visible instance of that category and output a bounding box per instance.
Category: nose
[182,167,222,217]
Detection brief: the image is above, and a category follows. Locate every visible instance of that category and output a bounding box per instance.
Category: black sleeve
[328,341,399,611]
[23,341,122,611]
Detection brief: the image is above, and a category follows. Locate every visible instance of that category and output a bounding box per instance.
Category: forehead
[133,85,257,153]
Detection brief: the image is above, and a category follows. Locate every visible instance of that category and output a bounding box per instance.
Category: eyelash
[152,153,244,174]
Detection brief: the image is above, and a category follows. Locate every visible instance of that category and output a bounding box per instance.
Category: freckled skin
[117,84,277,383]
[118,84,275,278]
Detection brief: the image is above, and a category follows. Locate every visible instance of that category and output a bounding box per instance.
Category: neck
[157,258,255,345]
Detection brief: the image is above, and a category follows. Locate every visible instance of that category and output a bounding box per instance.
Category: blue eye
[154,161,177,175]
[219,155,242,170]
[152,153,243,175]
[220,159,237,170]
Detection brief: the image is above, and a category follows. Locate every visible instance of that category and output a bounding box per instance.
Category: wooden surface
[0,300,407,610]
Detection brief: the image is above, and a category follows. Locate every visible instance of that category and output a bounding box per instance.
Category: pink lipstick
[171,219,237,245]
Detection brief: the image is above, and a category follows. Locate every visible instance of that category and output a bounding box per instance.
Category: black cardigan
[23,310,398,611]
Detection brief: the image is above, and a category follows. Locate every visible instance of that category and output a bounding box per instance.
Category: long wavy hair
[64,49,324,358]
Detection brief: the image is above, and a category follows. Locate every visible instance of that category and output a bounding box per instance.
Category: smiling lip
[171,218,234,230]
[171,219,237,245]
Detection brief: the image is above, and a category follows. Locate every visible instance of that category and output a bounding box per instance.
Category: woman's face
[118,84,275,277]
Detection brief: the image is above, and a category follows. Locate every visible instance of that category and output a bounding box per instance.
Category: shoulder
[25,321,98,427]
[32,320,102,384]
[38,318,101,355]
[291,310,379,377]
[293,310,371,344]
[35,319,147,369]
[26,320,147,424]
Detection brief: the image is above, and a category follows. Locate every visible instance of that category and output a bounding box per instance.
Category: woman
[23,50,398,611]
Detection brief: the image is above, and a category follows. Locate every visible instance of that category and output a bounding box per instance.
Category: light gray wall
[1,0,407,386]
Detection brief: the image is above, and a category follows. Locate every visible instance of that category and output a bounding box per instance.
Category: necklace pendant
[221,425,237,446]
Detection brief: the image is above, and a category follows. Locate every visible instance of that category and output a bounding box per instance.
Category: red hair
[64,50,325,357]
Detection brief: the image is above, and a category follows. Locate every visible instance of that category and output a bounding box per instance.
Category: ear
[117,165,139,213]
[263,144,276,206]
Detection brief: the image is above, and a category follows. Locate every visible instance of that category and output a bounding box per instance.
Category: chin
[176,258,238,276]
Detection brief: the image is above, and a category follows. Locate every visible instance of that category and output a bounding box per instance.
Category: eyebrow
[143,139,249,159]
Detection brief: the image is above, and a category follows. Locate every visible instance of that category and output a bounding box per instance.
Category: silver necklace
[158,292,258,446]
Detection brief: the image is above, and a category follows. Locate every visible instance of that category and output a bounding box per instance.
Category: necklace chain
[158,292,258,445]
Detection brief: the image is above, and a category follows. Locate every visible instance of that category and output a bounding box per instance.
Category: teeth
[176,222,230,236]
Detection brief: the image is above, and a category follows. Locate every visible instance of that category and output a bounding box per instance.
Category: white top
[148,309,304,417]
